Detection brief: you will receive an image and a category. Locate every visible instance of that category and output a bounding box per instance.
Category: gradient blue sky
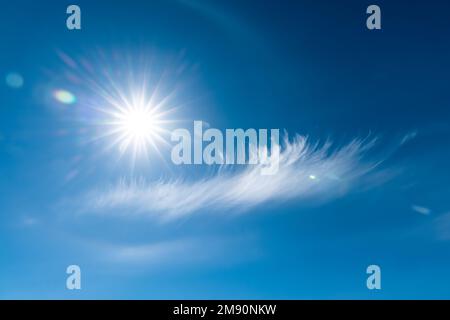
[1,0,450,299]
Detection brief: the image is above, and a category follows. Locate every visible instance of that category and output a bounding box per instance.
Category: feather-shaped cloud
[81,134,388,220]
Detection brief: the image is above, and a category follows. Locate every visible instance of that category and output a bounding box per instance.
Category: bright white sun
[121,108,156,141]
[112,104,166,158]
[92,79,176,164]
[102,96,170,161]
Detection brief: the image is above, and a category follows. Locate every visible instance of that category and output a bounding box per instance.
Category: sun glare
[109,100,167,159]
[121,108,156,141]
[92,83,177,167]
[97,88,172,164]
[54,50,182,167]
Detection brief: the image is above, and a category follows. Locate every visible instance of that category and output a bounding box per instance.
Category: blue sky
[1,0,450,299]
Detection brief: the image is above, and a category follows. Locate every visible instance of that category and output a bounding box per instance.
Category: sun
[54,50,183,168]
[119,107,156,143]
[110,101,168,159]
[89,80,179,168]
[98,90,173,163]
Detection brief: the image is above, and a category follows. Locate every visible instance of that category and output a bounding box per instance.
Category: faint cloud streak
[79,134,391,220]
[412,205,431,215]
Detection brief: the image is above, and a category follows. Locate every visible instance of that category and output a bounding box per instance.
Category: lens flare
[53,89,76,104]
[5,72,24,88]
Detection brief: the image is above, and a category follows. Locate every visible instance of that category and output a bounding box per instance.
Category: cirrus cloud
[77,134,393,220]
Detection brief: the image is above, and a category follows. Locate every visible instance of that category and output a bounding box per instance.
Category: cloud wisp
[81,134,388,220]
[412,205,431,215]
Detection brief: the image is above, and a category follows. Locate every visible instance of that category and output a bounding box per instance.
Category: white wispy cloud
[105,239,198,264]
[433,212,450,241]
[102,235,258,266]
[401,130,418,145]
[80,134,389,220]
[412,205,431,215]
